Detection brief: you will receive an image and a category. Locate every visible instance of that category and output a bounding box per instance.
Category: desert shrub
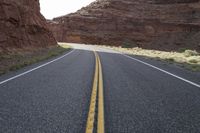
[165,58,175,62]
[188,59,198,64]
[184,50,199,57]
[178,48,187,53]
[122,40,137,48]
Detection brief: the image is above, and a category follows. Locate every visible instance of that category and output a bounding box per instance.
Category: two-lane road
[0,43,200,133]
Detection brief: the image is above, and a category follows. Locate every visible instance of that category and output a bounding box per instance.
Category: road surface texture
[0,43,200,133]
[0,49,94,132]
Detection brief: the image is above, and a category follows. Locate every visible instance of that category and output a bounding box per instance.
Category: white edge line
[0,49,75,85]
[122,54,200,88]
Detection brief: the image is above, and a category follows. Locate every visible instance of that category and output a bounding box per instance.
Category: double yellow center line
[85,51,105,133]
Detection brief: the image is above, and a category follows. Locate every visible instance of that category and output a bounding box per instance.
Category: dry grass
[99,45,200,72]
[0,44,71,75]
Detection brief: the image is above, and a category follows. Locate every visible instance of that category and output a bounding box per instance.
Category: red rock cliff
[0,0,56,52]
[50,0,200,51]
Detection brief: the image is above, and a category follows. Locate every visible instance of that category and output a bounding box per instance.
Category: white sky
[40,0,96,19]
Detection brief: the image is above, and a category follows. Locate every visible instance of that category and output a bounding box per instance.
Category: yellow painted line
[97,53,105,133]
[85,52,99,133]
[85,51,105,133]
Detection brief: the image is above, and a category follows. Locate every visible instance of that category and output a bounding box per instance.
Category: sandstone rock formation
[0,0,56,53]
[49,0,200,51]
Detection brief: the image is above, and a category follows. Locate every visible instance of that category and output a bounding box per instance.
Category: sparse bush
[101,45,200,72]
[165,58,175,62]
[184,50,199,57]
[189,59,198,64]
[122,40,137,48]
[190,64,200,71]
[178,48,187,53]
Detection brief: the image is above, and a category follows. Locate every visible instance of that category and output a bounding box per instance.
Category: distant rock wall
[49,0,200,51]
[0,0,56,52]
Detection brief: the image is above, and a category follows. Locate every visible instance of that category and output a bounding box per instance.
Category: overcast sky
[40,0,96,19]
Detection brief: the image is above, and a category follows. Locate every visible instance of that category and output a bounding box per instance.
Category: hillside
[0,0,56,53]
[49,0,200,51]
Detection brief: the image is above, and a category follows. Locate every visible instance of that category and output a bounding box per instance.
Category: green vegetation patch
[121,40,138,48]
[0,44,71,75]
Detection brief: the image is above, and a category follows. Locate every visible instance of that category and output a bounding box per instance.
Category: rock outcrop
[0,0,56,53]
[50,0,200,51]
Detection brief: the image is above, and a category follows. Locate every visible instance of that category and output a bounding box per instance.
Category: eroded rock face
[50,0,200,51]
[0,0,56,52]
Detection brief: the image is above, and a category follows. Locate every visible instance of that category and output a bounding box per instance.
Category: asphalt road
[99,52,200,133]
[0,43,200,133]
[0,49,94,132]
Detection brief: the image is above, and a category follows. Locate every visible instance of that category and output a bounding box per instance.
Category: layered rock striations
[0,0,56,52]
[50,0,200,51]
